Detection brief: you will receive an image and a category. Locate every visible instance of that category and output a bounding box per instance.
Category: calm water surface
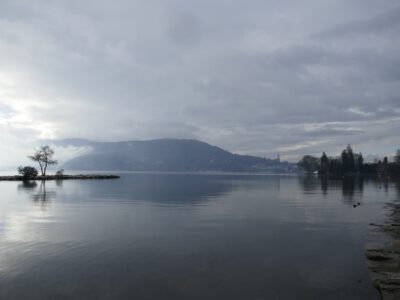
[1,173,399,299]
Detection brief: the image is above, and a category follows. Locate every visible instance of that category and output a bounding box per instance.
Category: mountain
[52,139,296,172]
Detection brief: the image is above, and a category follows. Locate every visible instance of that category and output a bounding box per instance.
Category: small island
[0,145,119,181]
[0,174,120,181]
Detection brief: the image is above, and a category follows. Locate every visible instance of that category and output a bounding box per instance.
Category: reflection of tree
[358,176,364,192]
[320,176,328,195]
[32,181,49,203]
[383,178,389,196]
[298,176,320,193]
[341,177,364,205]
[18,180,57,209]
[342,176,355,199]
[17,180,38,190]
[395,181,400,198]
[298,175,365,205]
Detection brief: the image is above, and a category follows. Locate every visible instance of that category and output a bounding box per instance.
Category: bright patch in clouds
[347,107,374,117]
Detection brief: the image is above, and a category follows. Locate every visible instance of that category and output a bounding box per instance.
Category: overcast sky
[0,0,399,167]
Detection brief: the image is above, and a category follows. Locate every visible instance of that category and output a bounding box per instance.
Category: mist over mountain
[52,139,295,172]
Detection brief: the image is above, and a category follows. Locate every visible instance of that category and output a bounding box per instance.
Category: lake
[0,173,399,299]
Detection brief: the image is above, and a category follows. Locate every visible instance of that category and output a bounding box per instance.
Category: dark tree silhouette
[319,152,329,175]
[18,166,38,180]
[329,158,342,174]
[347,145,355,172]
[382,157,389,176]
[357,152,364,172]
[395,149,400,165]
[28,146,58,176]
[298,155,319,173]
[341,150,348,173]
[304,146,400,177]
[341,145,355,174]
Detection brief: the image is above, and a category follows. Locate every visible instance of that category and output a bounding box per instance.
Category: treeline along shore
[298,145,400,178]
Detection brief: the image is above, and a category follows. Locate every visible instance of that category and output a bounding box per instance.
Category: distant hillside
[51,139,296,172]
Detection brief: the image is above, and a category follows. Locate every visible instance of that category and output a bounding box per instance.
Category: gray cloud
[0,0,399,166]
[316,6,400,38]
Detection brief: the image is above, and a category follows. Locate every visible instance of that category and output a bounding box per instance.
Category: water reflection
[17,180,38,190]
[396,180,400,197]
[298,175,321,193]
[320,176,328,195]
[68,174,237,204]
[299,176,365,205]
[2,173,391,300]
[341,177,363,205]
[17,180,57,209]
[299,175,400,207]
[55,179,63,188]
[299,175,328,194]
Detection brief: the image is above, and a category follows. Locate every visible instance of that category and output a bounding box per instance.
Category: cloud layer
[0,0,399,167]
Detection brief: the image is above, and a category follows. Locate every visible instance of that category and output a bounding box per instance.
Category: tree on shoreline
[341,145,355,173]
[298,145,400,177]
[395,150,400,165]
[29,146,58,176]
[298,155,319,173]
[320,152,329,175]
[357,153,364,172]
[18,166,38,180]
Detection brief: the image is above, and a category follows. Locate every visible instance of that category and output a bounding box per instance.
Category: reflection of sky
[0,182,53,242]
[0,176,397,243]
[0,175,397,299]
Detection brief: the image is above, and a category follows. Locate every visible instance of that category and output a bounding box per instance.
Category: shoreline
[366,202,400,299]
[0,174,120,181]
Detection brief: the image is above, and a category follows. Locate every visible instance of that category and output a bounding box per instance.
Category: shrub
[18,166,38,180]
[56,169,64,178]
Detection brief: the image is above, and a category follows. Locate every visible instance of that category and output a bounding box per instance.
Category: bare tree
[29,146,58,176]
[395,149,400,165]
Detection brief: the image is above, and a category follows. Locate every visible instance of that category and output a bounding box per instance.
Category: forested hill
[53,139,296,172]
